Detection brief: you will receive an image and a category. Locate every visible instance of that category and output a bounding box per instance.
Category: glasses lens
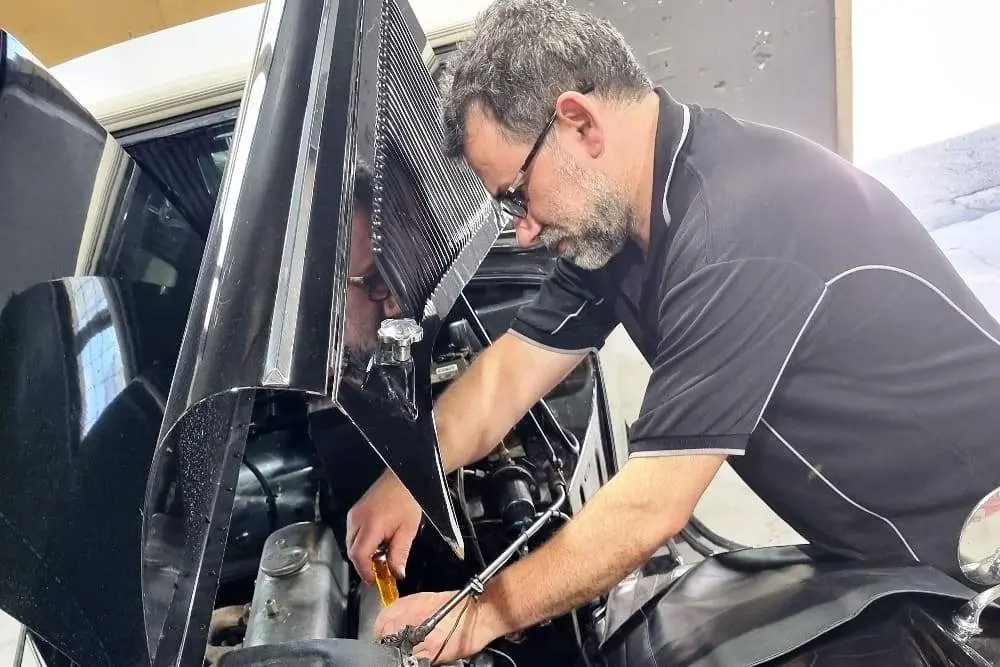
[368,277,390,302]
[500,194,527,219]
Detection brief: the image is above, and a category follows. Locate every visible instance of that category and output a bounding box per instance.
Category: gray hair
[440,0,652,159]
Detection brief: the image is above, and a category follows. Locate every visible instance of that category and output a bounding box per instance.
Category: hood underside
[139,0,501,664]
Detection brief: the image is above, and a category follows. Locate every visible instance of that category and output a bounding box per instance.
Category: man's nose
[513,214,542,247]
[382,296,403,319]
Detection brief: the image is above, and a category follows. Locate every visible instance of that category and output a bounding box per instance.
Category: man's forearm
[475,455,726,636]
[432,332,584,473]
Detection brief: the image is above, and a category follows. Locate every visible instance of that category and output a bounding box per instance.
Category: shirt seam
[630,433,751,442]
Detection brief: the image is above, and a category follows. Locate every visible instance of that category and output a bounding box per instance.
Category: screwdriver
[372,543,399,606]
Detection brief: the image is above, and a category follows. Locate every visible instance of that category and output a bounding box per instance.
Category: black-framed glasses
[348,271,391,302]
[496,83,596,220]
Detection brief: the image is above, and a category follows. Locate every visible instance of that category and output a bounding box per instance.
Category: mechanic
[346,0,1000,661]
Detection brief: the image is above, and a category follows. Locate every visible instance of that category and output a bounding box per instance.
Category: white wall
[410,0,492,34]
[852,0,1000,164]
[50,1,493,118]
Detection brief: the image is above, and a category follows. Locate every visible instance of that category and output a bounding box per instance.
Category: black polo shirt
[509,87,1000,579]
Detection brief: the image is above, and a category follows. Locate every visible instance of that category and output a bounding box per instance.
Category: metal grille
[371,0,501,318]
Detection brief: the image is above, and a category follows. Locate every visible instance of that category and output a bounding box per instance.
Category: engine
[201,280,606,667]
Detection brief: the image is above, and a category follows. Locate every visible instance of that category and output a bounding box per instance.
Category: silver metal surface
[377,317,424,363]
[356,582,385,643]
[952,584,1000,641]
[958,486,1000,586]
[263,0,339,387]
[243,522,350,647]
[951,485,1000,639]
[385,484,569,650]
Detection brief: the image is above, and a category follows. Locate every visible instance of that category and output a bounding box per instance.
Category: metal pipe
[388,484,569,649]
[12,625,26,666]
[952,583,1000,640]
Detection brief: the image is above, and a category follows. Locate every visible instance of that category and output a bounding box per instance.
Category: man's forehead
[463,106,523,195]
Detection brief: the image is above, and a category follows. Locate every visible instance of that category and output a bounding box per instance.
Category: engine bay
[201,274,613,667]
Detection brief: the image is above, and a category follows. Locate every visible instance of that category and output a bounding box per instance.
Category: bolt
[265,599,280,617]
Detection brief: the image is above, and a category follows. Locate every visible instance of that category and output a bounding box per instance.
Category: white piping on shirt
[553,106,691,338]
[633,263,998,461]
[746,264,1000,562]
[762,419,920,562]
[662,104,692,227]
[628,447,746,459]
[549,300,587,335]
[753,263,1000,431]
[829,265,1000,347]
[752,283,830,429]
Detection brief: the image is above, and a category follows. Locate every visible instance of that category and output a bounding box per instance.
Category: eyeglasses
[495,83,595,220]
[347,271,391,302]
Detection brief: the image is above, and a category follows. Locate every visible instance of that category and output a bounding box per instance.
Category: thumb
[389,519,420,579]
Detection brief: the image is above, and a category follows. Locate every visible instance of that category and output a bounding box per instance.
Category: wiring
[431,597,474,664]
[486,647,517,666]
[242,457,278,532]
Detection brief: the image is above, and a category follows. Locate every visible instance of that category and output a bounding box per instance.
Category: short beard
[541,160,633,270]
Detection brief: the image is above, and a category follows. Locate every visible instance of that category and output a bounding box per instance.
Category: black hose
[451,476,487,570]
[243,457,279,532]
[680,526,717,558]
[665,537,684,566]
[689,515,748,551]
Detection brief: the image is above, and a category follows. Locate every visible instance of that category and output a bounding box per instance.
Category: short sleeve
[508,259,620,353]
[628,257,826,458]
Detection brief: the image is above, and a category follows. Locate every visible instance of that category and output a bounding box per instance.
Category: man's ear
[554,91,604,159]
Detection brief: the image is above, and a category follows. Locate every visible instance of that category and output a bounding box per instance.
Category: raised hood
[0,32,195,667]
[139,0,501,665]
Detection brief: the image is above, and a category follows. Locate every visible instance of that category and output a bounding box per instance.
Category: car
[3,2,1000,666]
[0,2,622,665]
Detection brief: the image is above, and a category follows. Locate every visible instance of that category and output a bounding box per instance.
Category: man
[343,165,403,370]
[347,0,1000,661]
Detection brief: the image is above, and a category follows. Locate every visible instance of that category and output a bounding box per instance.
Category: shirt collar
[651,87,692,229]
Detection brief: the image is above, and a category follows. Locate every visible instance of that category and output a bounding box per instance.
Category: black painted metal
[0,277,191,667]
[139,0,499,660]
[0,33,108,312]
[139,1,337,663]
[333,0,501,562]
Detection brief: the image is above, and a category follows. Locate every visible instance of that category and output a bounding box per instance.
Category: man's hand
[374,591,505,664]
[345,333,585,582]
[346,471,422,582]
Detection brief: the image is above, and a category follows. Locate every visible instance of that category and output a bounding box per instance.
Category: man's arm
[373,453,726,660]
[433,332,585,473]
[347,332,587,579]
[479,454,726,633]
[348,258,619,580]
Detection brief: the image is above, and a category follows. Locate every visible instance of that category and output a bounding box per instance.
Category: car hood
[139,0,501,665]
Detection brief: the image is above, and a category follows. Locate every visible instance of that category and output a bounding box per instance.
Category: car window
[96,115,237,300]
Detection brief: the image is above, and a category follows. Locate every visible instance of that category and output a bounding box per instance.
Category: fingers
[389,515,420,579]
[347,518,380,584]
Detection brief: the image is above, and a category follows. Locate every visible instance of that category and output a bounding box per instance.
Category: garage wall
[569,0,842,154]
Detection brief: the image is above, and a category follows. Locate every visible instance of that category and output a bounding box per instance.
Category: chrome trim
[187,0,287,392]
[73,139,131,275]
[263,0,338,386]
[952,583,1000,641]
